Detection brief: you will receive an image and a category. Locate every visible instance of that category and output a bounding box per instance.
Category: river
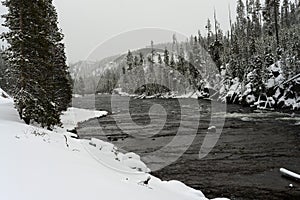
[73,94,300,200]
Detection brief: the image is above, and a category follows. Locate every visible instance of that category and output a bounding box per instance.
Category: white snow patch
[55,107,108,134]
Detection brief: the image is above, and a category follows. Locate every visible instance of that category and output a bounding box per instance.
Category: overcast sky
[0,0,238,63]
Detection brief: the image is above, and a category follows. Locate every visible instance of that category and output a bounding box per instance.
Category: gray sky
[1,0,238,63]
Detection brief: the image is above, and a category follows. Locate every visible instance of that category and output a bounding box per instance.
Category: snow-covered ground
[0,89,228,200]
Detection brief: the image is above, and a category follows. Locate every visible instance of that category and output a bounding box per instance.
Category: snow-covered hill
[69,54,120,79]
[0,88,228,200]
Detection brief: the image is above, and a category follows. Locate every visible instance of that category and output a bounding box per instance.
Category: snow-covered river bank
[0,90,227,200]
[74,94,300,200]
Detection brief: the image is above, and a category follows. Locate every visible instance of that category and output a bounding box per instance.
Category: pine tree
[252,0,262,38]
[273,0,280,47]
[139,52,144,65]
[205,19,212,48]
[169,54,176,91]
[263,0,273,36]
[162,48,170,90]
[232,0,247,81]
[158,54,162,65]
[146,53,157,94]
[135,56,146,94]
[126,50,134,70]
[177,45,185,74]
[263,0,280,43]
[290,2,297,25]
[281,0,290,28]
[2,0,72,128]
[170,54,175,69]
[163,48,169,66]
[134,55,139,67]
[237,0,247,36]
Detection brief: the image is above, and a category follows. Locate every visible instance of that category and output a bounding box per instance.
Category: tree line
[97,0,299,109]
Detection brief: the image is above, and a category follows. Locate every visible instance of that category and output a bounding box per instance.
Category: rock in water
[208,126,216,133]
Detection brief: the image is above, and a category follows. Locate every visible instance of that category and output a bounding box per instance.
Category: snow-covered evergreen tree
[1,0,72,128]
[126,50,134,71]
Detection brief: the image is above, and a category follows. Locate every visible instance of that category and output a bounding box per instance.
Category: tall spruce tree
[281,0,290,28]
[126,50,134,70]
[252,0,262,38]
[263,0,280,41]
[1,0,72,128]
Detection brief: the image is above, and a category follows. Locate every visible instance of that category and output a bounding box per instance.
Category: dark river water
[73,94,300,200]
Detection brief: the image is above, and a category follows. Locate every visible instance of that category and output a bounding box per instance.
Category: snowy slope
[0,89,228,200]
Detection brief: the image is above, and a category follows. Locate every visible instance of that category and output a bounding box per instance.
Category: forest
[89,0,300,110]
